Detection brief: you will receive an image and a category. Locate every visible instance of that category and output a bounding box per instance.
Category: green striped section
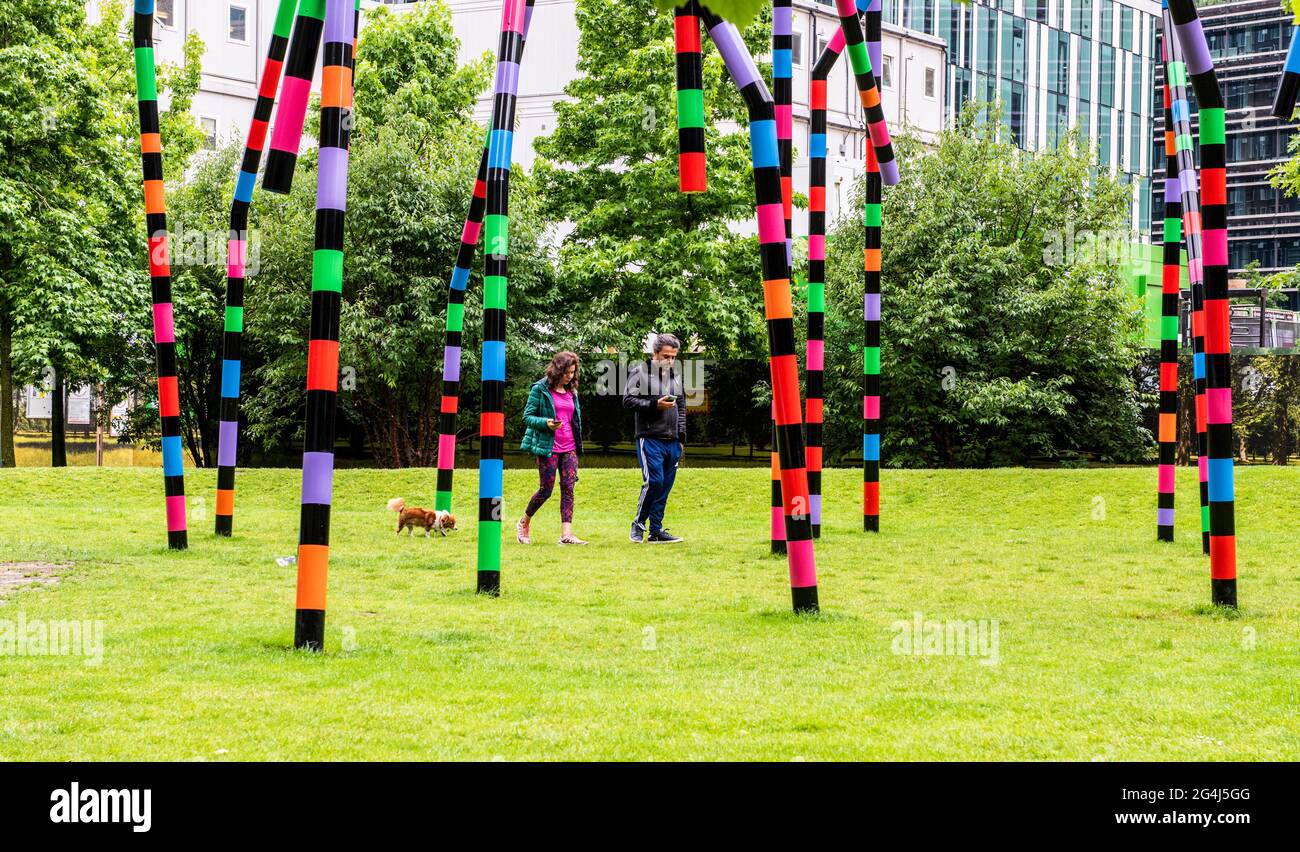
[1163,217,1181,242]
[1167,62,1187,88]
[864,204,882,228]
[311,250,344,292]
[478,520,501,570]
[273,0,300,37]
[677,88,705,128]
[1161,315,1179,340]
[299,0,326,20]
[1200,108,1226,145]
[446,301,464,333]
[484,215,509,256]
[435,491,452,512]
[863,346,880,375]
[134,49,157,102]
[484,275,508,310]
[224,307,244,333]
[1201,504,1210,532]
[846,41,872,76]
[1175,133,1194,152]
[807,282,825,313]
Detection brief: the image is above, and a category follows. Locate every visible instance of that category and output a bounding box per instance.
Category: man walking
[624,334,687,544]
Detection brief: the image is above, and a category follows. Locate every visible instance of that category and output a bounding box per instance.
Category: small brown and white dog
[387,497,456,537]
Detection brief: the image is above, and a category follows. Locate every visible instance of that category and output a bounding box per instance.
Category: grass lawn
[0,464,1296,760]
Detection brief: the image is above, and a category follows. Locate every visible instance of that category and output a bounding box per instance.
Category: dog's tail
[387,497,405,513]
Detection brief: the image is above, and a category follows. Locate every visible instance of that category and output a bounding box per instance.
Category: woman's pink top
[550,389,576,454]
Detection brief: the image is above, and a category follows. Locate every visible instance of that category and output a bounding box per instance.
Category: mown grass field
[0,464,1296,760]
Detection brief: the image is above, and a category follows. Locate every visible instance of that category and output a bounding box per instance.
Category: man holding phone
[624,334,687,544]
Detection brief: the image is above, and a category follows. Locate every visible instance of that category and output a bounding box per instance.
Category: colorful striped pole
[294,0,356,650]
[215,0,300,536]
[770,0,793,556]
[435,0,533,514]
[263,0,326,194]
[475,0,527,597]
[806,29,845,539]
[1272,18,1300,120]
[832,0,898,186]
[1162,1,1210,553]
[701,6,818,612]
[132,1,187,550]
[1170,0,1237,608]
[1156,51,1181,543]
[674,0,706,193]
[862,0,882,533]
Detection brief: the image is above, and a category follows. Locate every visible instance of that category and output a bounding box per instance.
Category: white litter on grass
[275,556,297,567]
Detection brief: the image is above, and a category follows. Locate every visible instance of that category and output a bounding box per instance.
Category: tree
[0,1,202,467]
[533,0,775,358]
[240,2,555,467]
[820,106,1150,467]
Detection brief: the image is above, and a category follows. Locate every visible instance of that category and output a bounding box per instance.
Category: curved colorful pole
[806,30,845,538]
[1272,17,1300,120]
[1162,0,1209,553]
[770,0,794,555]
[862,0,882,533]
[435,0,534,514]
[132,1,187,550]
[832,0,898,186]
[1170,0,1236,608]
[263,0,327,194]
[215,0,299,536]
[674,0,706,193]
[700,5,818,612]
[294,0,357,650]
[1156,47,1181,543]
[475,0,527,597]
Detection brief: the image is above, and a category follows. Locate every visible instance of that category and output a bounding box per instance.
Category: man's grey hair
[652,333,682,354]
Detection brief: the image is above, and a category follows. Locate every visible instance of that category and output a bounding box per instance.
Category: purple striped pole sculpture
[1156,35,1181,543]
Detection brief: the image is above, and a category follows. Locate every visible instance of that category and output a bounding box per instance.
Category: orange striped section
[321,66,354,108]
[215,489,235,515]
[295,544,329,609]
[140,133,162,154]
[762,279,793,319]
[143,180,166,214]
[864,248,881,272]
[1158,413,1176,443]
[861,86,880,109]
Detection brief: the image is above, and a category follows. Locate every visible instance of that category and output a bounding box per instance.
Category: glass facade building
[1152,0,1300,274]
[864,0,1159,231]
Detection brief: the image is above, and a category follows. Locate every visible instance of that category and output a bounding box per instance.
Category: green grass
[0,465,1297,760]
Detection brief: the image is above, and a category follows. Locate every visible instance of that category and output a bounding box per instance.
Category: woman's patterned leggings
[525,451,579,523]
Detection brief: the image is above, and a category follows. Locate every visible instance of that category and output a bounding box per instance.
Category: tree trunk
[51,366,66,467]
[0,312,15,467]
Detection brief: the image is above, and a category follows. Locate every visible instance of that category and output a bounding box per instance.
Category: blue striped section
[749,119,779,169]
[863,433,880,461]
[450,264,470,292]
[161,435,184,476]
[221,360,241,398]
[481,340,506,382]
[1194,351,1206,380]
[1207,458,1235,502]
[810,133,826,159]
[136,0,154,14]
[773,49,792,79]
[1170,99,1190,124]
[234,170,257,203]
[479,458,504,498]
[487,130,514,171]
[1286,29,1300,73]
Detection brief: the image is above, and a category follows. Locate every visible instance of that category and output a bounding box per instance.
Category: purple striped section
[218,420,238,467]
[1176,19,1213,75]
[1157,508,1176,527]
[494,61,520,95]
[864,292,881,322]
[774,7,792,34]
[325,0,352,42]
[316,148,350,211]
[708,21,760,91]
[302,451,335,505]
[443,346,462,382]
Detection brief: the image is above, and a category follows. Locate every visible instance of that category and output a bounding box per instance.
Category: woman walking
[518,351,587,545]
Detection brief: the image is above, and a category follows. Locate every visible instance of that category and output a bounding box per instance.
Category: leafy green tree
[534,0,775,358]
[821,107,1150,466]
[240,2,555,467]
[0,1,202,467]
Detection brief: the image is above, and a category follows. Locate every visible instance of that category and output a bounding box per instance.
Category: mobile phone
[662,395,677,403]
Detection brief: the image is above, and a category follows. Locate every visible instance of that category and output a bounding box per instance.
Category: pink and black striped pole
[263,0,325,194]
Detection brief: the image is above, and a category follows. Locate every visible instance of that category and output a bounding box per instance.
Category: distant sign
[110,399,130,437]
[1229,305,1299,349]
[25,385,52,419]
[67,386,91,426]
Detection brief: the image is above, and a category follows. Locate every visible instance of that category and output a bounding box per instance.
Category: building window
[156,0,174,28]
[815,36,828,65]
[883,55,895,89]
[925,66,937,99]
[229,4,249,44]
[792,32,803,67]
[200,116,218,151]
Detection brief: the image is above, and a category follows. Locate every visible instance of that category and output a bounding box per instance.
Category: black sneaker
[648,529,683,544]
[629,520,647,543]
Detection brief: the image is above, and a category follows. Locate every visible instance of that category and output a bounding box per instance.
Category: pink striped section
[1158,464,1175,493]
[1207,387,1232,425]
[864,395,880,420]
[1198,455,1208,480]
[165,495,187,532]
[806,339,824,371]
[868,120,891,147]
[227,239,246,278]
[437,433,456,469]
[808,234,825,260]
[775,105,792,136]
[461,219,482,245]
[1202,230,1228,266]
[502,0,527,32]
[786,539,816,588]
[152,303,175,343]
[756,203,784,245]
[269,76,312,153]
